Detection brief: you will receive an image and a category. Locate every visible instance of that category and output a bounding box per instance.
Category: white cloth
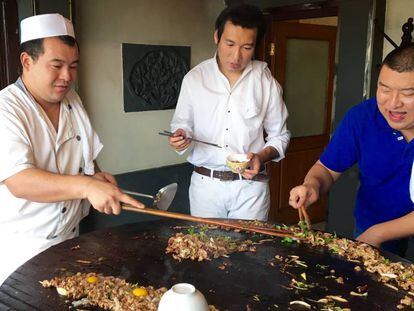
[410,161,414,203]
[0,79,103,284]
[190,172,270,220]
[20,13,75,44]
[171,56,290,219]
[171,57,290,170]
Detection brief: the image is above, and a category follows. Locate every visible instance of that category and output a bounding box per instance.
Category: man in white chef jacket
[169,4,290,220]
[0,13,143,285]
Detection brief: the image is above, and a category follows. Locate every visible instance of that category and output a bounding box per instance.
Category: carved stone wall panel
[122,43,190,112]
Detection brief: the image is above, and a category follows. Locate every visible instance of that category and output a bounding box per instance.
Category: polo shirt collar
[373,98,395,131]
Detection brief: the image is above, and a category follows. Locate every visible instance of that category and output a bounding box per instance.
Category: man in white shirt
[0,14,143,285]
[169,4,290,220]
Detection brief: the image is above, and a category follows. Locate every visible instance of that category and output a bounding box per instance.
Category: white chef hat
[20,13,75,44]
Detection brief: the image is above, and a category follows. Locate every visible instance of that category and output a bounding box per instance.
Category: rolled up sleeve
[264,79,290,161]
[170,77,195,155]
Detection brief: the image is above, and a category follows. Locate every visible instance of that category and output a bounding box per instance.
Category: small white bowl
[226,153,250,174]
[158,283,209,311]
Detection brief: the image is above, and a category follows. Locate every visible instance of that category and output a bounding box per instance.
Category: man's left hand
[356,225,384,248]
[242,152,262,180]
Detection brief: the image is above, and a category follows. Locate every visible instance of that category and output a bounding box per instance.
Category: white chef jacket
[0,79,103,284]
[171,56,290,170]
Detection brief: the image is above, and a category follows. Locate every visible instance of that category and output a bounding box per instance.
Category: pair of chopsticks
[159,130,222,148]
[298,205,311,230]
[122,204,303,240]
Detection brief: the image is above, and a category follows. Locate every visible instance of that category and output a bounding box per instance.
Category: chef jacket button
[226,128,228,131]
[79,167,83,173]
[62,207,67,213]
[226,145,228,147]
[227,110,230,113]
[76,135,81,141]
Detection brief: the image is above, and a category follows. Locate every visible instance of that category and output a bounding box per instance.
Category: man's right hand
[289,183,319,209]
[168,128,191,151]
[288,161,339,210]
[83,178,144,215]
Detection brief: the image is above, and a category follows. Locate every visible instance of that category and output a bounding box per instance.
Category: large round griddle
[0,220,409,310]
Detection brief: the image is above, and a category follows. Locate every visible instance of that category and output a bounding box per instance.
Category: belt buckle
[217,170,234,181]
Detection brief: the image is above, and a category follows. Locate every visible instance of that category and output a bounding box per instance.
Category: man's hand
[289,183,319,209]
[242,152,261,179]
[355,211,414,247]
[168,128,191,151]
[288,161,339,211]
[83,178,144,215]
[241,147,278,180]
[93,171,118,186]
[356,225,384,248]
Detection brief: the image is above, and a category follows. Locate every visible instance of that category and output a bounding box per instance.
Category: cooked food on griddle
[166,227,256,261]
[38,220,414,310]
[40,272,167,311]
[285,224,414,294]
[40,272,220,311]
[186,220,414,309]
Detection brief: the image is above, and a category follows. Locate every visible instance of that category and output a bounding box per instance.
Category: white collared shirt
[0,80,103,283]
[171,56,290,170]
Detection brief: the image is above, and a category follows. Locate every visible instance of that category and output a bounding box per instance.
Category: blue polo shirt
[320,97,414,232]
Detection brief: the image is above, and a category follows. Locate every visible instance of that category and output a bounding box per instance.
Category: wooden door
[265,21,337,224]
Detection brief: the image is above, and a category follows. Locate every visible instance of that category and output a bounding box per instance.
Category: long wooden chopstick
[298,205,311,230]
[298,207,304,222]
[122,205,303,240]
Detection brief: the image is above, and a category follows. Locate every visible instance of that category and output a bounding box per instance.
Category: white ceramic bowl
[158,283,209,311]
[226,153,250,174]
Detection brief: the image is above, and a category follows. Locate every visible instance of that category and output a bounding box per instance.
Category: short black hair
[20,35,78,61]
[215,4,266,43]
[382,43,414,73]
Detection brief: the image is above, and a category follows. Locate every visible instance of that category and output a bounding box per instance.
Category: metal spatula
[122,183,178,211]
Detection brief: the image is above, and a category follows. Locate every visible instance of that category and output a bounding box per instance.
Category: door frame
[0,0,19,89]
[256,0,338,62]
[272,21,337,138]
[272,21,337,224]
[255,1,338,224]
[265,0,338,21]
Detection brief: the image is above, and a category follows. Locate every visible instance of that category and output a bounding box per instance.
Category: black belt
[194,166,269,182]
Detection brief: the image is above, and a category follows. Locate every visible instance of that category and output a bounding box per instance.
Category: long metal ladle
[122,183,178,211]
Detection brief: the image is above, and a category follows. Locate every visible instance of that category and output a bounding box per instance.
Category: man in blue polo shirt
[289,44,414,256]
